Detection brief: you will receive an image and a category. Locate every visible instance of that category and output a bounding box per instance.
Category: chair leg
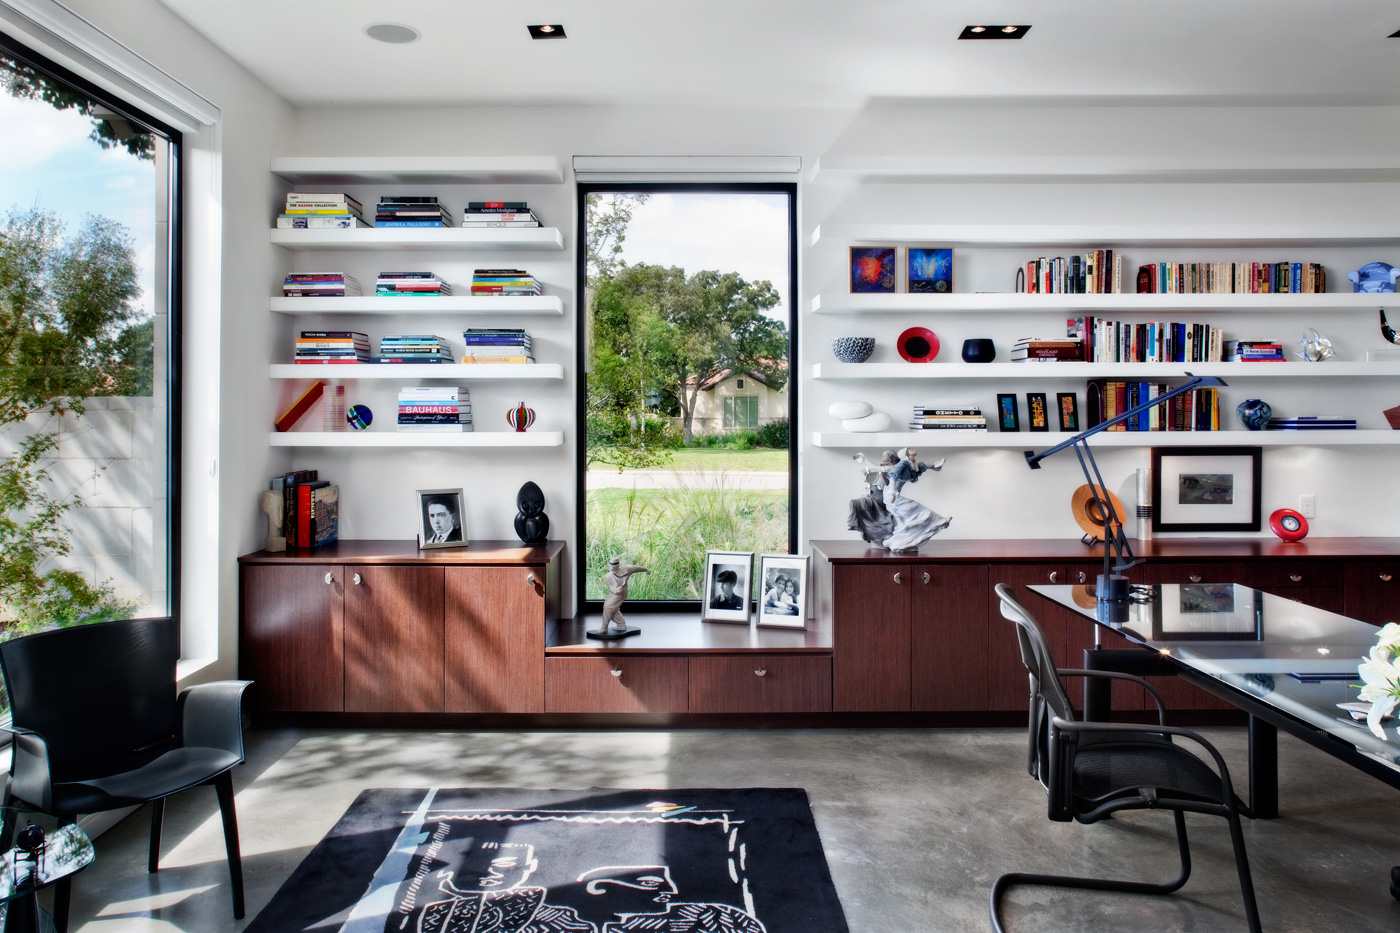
[990,810,1193,933]
[212,772,245,920]
[149,798,165,873]
[1225,809,1263,933]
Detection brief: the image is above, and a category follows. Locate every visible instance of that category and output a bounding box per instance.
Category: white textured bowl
[828,400,873,420]
[842,411,892,432]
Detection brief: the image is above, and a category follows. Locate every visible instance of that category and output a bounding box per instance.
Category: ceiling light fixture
[364,23,421,44]
[959,24,1031,40]
[528,24,567,40]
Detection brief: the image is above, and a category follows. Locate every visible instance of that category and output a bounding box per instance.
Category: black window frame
[575,181,798,613]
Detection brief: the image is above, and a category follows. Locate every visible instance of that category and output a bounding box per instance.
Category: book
[277,214,369,229]
[466,201,528,210]
[286,192,363,210]
[461,212,537,222]
[460,221,542,228]
[460,356,534,364]
[310,485,339,548]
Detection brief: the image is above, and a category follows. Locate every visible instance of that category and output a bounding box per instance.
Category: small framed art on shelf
[417,488,468,549]
[1027,393,1049,432]
[756,554,810,629]
[1056,393,1079,432]
[703,550,754,623]
[997,394,1020,432]
[907,247,952,293]
[850,247,896,293]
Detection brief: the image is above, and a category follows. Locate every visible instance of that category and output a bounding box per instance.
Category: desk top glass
[0,819,93,902]
[1029,582,1400,769]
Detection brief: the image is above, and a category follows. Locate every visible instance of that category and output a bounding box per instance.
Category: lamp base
[1096,574,1130,602]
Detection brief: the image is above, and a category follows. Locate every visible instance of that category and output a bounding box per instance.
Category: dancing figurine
[590,557,649,640]
[848,448,950,552]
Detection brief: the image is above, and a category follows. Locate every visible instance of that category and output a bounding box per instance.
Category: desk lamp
[1025,374,1227,602]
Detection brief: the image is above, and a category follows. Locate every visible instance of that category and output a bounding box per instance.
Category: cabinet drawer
[1245,560,1343,589]
[1144,562,1248,586]
[689,656,832,713]
[545,657,688,713]
[1345,560,1400,626]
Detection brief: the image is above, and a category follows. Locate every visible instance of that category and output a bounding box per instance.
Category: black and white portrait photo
[417,488,468,549]
[702,551,753,623]
[757,554,809,629]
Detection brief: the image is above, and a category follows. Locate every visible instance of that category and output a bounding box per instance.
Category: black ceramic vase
[961,338,996,363]
[1236,398,1272,431]
[513,481,549,543]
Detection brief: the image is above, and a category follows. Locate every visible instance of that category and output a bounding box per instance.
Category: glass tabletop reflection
[0,819,93,903]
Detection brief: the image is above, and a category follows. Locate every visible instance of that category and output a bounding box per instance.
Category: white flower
[1358,638,1400,739]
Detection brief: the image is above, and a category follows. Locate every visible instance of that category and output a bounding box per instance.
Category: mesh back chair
[0,617,251,932]
[990,583,1261,933]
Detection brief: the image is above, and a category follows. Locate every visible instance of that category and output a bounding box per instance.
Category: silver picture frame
[702,550,754,624]
[417,487,468,549]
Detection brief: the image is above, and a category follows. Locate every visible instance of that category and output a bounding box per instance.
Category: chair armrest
[1057,668,1168,724]
[1050,716,1239,804]
[177,681,252,761]
[0,725,53,813]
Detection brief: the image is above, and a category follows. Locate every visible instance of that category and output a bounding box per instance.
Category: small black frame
[1056,393,1079,432]
[1151,445,1263,533]
[1026,392,1049,432]
[997,393,1020,431]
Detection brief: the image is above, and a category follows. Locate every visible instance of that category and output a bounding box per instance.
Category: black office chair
[0,616,251,932]
[990,583,1262,933]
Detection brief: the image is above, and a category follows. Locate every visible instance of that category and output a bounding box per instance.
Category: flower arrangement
[1358,622,1400,738]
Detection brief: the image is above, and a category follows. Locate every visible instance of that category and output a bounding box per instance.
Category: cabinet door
[240,564,344,712]
[911,564,988,711]
[689,656,832,713]
[545,657,688,713]
[344,565,445,713]
[986,564,1067,711]
[833,564,911,712]
[1346,560,1400,626]
[444,565,545,713]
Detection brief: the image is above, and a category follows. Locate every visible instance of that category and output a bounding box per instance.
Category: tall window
[577,183,796,605]
[0,34,180,639]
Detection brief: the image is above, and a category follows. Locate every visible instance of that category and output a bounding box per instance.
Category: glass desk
[0,819,94,932]
[1029,582,1399,820]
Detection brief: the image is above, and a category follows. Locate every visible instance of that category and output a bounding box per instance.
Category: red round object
[1268,508,1309,542]
[897,326,940,363]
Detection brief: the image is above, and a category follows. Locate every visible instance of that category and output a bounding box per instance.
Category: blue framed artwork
[850,247,896,293]
[907,247,952,293]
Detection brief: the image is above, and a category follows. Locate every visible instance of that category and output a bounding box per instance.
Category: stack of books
[1224,340,1286,362]
[470,269,541,296]
[398,387,471,433]
[1068,316,1223,363]
[909,406,987,431]
[1086,379,1220,431]
[282,272,362,297]
[375,195,453,228]
[376,272,451,296]
[377,334,452,364]
[294,330,371,364]
[1137,261,1325,294]
[1265,416,1357,431]
[462,201,541,227]
[277,192,370,228]
[276,469,338,548]
[461,328,533,364]
[1011,337,1083,362]
[1019,251,1123,294]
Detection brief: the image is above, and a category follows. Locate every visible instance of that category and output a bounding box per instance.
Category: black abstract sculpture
[1381,309,1400,345]
[513,481,549,543]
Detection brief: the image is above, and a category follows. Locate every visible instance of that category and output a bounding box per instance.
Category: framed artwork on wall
[849,247,896,293]
[996,393,1020,432]
[702,550,754,623]
[1026,393,1049,432]
[1056,392,1079,432]
[756,554,809,629]
[906,247,952,293]
[417,488,468,549]
[1150,446,1262,533]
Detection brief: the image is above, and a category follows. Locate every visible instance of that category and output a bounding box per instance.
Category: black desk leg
[1248,715,1279,819]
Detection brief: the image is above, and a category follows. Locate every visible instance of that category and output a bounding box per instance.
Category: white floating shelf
[270,431,564,448]
[270,295,564,316]
[812,362,1400,381]
[810,155,1400,185]
[270,156,564,186]
[270,363,563,380]
[271,227,564,252]
[811,224,1400,249]
[811,292,1398,315]
[811,431,1400,449]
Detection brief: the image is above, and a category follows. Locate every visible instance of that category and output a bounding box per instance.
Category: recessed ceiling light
[528,24,567,40]
[959,24,1031,40]
[364,23,420,44]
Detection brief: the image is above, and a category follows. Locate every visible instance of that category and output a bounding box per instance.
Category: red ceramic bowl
[897,327,940,363]
[1268,508,1309,542]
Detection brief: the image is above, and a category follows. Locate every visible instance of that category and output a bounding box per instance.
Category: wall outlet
[1299,493,1316,518]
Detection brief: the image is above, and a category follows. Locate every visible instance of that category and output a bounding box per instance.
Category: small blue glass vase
[1236,398,1272,431]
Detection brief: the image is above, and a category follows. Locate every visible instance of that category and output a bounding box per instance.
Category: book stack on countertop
[376,334,453,364]
[277,193,370,228]
[276,469,338,548]
[1224,340,1286,362]
[1011,337,1083,362]
[909,405,987,431]
[375,195,452,228]
[398,387,472,433]
[294,330,371,364]
[377,272,451,296]
[461,201,541,227]
[282,273,362,297]
[1265,415,1357,431]
[470,268,542,296]
[461,328,534,364]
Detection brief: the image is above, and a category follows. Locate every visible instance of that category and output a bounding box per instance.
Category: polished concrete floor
[49,726,1400,932]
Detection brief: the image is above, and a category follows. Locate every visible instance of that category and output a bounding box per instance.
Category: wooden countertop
[811,537,1400,564]
[548,612,832,654]
[239,539,565,565]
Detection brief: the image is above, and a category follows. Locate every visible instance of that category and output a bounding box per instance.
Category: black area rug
[245,787,848,933]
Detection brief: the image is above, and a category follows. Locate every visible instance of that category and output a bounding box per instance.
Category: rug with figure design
[244,787,849,933]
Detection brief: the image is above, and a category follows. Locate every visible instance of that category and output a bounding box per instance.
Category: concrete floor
[47,726,1400,932]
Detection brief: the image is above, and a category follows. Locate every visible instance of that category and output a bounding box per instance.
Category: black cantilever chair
[990,583,1262,933]
[0,616,251,933]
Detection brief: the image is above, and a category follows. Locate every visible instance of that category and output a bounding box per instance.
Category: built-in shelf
[270,363,564,380]
[269,431,564,448]
[270,156,564,186]
[271,227,565,252]
[811,430,1400,449]
[270,295,564,316]
[811,224,1400,250]
[812,362,1400,381]
[812,292,1397,315]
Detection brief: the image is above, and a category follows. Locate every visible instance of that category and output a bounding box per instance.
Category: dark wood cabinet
[444,565,547,713]
[912,564,988,711]
[689,656,832,713]
[832,563,912,711]
[1345,559,1400,626]
[544,657,688,713]
[344,565,444,713]
[240,563,344,712]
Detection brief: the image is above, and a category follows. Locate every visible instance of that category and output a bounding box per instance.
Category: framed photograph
[906,247,952,293]
[417,488,469,549]
[702,550,754,623]
[849,247,895,293]
[1056,392,1079,432]
[1151,446,1262,533]
[756,554,810,629]
[996,393,1020,432]
[1026,393,1049,432]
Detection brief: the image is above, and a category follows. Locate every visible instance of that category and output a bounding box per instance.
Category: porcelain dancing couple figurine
[847,447,951,552]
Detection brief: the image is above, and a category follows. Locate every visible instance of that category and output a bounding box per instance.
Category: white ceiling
[156,0,1400,108]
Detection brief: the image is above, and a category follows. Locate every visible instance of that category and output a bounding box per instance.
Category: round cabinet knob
[324,572,334,585]
[610,669,622,677]
[1048,571,1058,583]
[893,572,902,585]
[1381,573,1394,583]
[922,572,931,585]
[1077,572,1087,584]
[353,573,361,585]
[1188,575,1202,583]
[525,572,536,587]
[1289,574,1303,583]
[754,669,767,677]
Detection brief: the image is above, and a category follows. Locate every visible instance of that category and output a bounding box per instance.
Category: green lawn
[592,447,788,473]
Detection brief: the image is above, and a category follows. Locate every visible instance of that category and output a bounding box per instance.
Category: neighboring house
[685,365,788,435]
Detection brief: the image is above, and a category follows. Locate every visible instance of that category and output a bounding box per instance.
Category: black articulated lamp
[1024,374,1227,603]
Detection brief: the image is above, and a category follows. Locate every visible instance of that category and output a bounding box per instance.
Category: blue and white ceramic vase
[1236,399,1272,431]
